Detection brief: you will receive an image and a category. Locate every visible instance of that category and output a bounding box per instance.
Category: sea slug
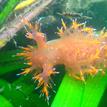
[17,18,107,100]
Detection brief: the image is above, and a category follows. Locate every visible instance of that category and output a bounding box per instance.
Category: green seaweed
[0,50,26,75]
[0,61,27,75]
[1,76,48,107]
[0,79,12,97]
[0,0,19,27]
[51,72,107,107]
[0,95,13,107]
[0,50,22,63]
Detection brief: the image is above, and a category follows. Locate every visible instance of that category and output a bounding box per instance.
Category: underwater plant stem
[51,73,107,107]
[0,0,53,49]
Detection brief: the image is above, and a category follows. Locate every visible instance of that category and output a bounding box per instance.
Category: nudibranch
[17,18,107,100]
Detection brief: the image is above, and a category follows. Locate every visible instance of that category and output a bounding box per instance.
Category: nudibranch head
[17,19,60,101]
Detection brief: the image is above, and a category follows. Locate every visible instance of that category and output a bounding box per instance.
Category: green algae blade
[0,79,12,97]
[0,61,27,75]
[0,49,26,75]
[0,50,22,63]
[51,74,85,107]
[0,0,19,26]
[51,72,107,107]
[0,95,14,107]
[81,73,107,107]
[1,76,48,107]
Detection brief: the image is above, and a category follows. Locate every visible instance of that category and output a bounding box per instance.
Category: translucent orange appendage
[17,52,27,56]
[17,52,31,59]
[57,27,64,36]
[71,20,83,29]
[26,32,33,39]
[17,48,32,60]
[61,19,67,30]
[20,68,31,75]
[70,71,85,82]
[89,66,98,75]
[33,64,59,100]
[33,73,49,98]
[57,19,67,37]
[42,84,49,98]
[27,62,32,66]
[22,18,34,30]
[20,46,33,52]
[82,27,94,34]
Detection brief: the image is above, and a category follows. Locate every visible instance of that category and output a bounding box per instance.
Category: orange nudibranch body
[18,19,107,99]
